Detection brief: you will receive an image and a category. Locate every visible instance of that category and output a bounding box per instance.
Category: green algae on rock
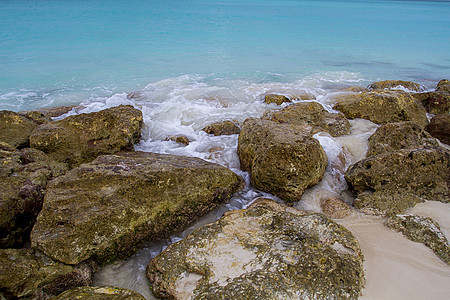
[29,105,143,168]
[51,286,146,300]
[31,151,243,265]
[346,147,449,215]
[266,101,351,137]
[367,121,438,157]
[147,199,365,299]
[386,214,449,264]
[367,80,423,92]
[0,248,94,299]
[332,91,428,128]
[0,110,40,149]
[202,120,240,136]
[238,118,327,202]
[0,147,68,248]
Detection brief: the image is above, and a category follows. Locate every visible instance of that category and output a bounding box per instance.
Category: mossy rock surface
[147,199,364,299]
[427,114,450,145]
[264,94,291,105]
[368,80,423,92]
[333,91,428,128]
[346,147,449,215]
[238,118,327,202]
[0,248,94,299]
[0,110,39,149]
[367,121,438,157]
[386,214,449,264]
[267,101,351,137]
[202,120,240,136]
[29,105,143,168]
[51,286,146,300]
[31,151,243,265]
[0,147,67,248]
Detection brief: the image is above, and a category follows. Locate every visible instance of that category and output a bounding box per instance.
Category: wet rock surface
[0,110,39,149]
[29,105,143,168]
[386,214,449,264]
[238,118,327,202]
[367,80,423,92]
[31,151,243,265]
[427,114,450,145]
[264,93,291,105]
[0,147,67,248]
[22,105,81,118]
[52,286,146,300]
[147,199,365,300]
[266,101,351,137]
[345,147,449,215]
[333,91,428,128]
[367,121,438,157]
[0,248,94,299]
[202,120,240,136]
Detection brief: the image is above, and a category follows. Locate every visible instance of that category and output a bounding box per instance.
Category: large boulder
[0,248,94,299]
[427,114,450,145]
[267,101,351,137]
[147,199,365,299]
[202,120,240,136]
[368,80,423,92]
[333,91,428,128]
[0,110,39,149]
[0,147,67,248]
[345,147,449,215]
[31,151,243,265]
[238,118,327,202]
[367,121,438,157]
[386,214,449,264]
[52,286,146,300]
[29,105,143,168]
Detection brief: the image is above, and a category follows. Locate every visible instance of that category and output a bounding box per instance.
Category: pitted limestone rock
[266,101,351,137]
[147,199,365,299]
[367,80,423,92]
[31,151,243,265]
[346,147,449,215]
[367,121,438,157]
[238,118,327,202]
[0,110,39,149]
[333,91,428,128]
[386,214,449,264]
[0,147,67,248]
[29,105,143,168]
[0,248,94,299]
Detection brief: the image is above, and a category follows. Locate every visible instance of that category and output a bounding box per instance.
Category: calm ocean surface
[1,0,449,111]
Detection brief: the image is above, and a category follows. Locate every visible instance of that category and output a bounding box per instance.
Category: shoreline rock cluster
[0,79,449,299]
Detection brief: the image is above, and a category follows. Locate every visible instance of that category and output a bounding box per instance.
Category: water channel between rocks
[89,80,450,299]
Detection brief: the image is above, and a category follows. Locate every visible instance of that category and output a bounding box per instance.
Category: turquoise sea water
[1,0,449,110]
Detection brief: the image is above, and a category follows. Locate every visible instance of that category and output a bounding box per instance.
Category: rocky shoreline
[0,79,449,299]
